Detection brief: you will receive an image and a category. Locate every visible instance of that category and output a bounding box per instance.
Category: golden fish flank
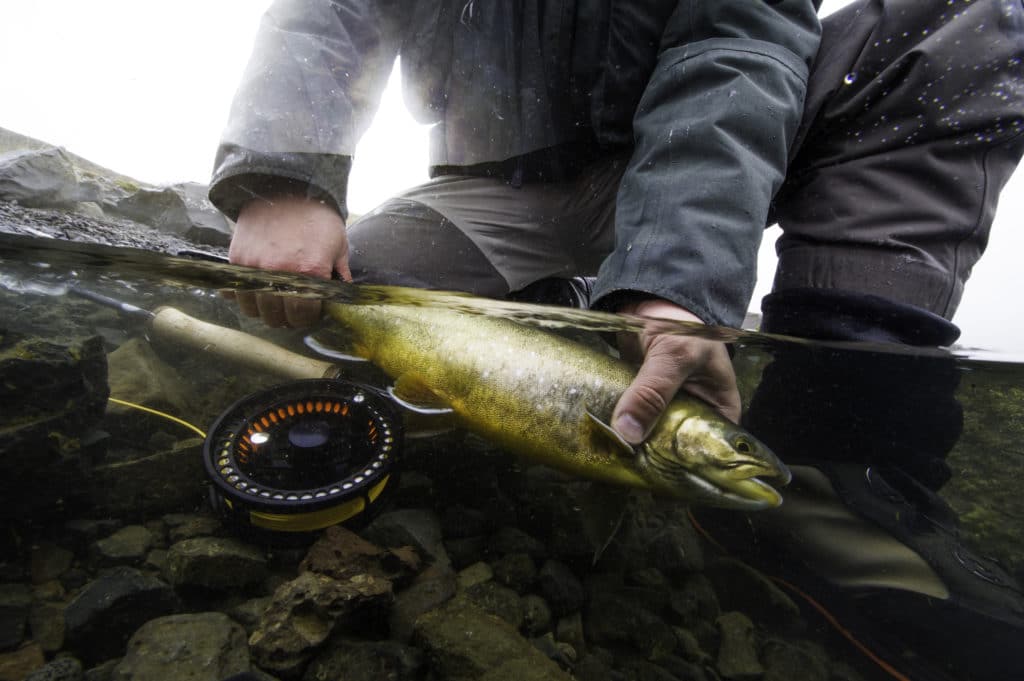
[316,302,791,510]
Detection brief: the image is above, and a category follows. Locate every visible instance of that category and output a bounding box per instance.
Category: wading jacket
[209,0,821,328]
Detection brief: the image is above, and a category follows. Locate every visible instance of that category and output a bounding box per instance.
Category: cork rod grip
[150,306,338,380]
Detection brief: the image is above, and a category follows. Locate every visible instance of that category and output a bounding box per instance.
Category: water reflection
[1,234,1022,680]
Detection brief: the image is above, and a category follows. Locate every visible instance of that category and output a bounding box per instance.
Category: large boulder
[0,332,109,519]
[0,126,231,246]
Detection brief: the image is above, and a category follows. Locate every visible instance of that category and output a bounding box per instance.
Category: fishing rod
[69,283,339,381]
[69,284,403,537]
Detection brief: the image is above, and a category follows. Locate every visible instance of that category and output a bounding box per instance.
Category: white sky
[0,0,1020,353]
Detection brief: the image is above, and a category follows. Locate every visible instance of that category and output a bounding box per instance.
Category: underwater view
[1,225,1022,681]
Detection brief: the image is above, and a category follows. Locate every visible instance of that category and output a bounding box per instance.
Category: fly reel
[202,379,402,534]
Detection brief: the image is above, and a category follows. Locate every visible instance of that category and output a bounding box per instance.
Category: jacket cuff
[208,144,352,221]
[760,288,961,346]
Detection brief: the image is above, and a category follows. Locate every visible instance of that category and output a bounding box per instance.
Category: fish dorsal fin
[304,331,370,363]
[388,374,454,415]
[585,408,636,458]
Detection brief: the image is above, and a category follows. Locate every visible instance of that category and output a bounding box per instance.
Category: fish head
[638,402,791,510]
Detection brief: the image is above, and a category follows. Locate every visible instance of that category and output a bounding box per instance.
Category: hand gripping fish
[311,302,790,510]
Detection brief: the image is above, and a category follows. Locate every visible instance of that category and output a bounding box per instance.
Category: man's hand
[229,194,350,327]
[613,299,741,444]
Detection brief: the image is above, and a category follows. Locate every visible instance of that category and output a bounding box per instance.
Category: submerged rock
[299,525,420,585]
[363,509,449,568]
[491,551,537,593]
[536,560,585,617]
[111,612,249,681]
[461,581,525,630]
[27,602,65,654]
[413,599,572,681]
[106,338,193,420]
[586,591,677,660]
[716,611,763,681]
[389,565,457,644]
[163,537,269,591]
[23,656,82,681]
[0,642,45,681]
[29,543,75,586]
[668,574,721,628]
[87,438,206,519]
[456,561,493,591]
[63,567,180,665]
[249,571,392,677]
[762,638,830,681]
[0,584,32,650]
[303,638,423,681]
[93,525,155,566]
[521,593,553,636]
[0,333,108,519]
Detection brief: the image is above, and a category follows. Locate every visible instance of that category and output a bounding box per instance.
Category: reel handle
[151,306,339,380]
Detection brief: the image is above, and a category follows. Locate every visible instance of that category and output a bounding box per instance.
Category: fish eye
[733,437,753,455]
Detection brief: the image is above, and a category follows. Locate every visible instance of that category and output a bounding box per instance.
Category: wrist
[617,297,705,325]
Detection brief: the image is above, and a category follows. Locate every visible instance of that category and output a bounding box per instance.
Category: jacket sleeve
[591,0,821,328]
[209,0,404,221]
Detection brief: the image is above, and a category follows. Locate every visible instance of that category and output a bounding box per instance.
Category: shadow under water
[1,233,1022,681]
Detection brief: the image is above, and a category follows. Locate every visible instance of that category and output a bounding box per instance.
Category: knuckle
[627,382,670,416]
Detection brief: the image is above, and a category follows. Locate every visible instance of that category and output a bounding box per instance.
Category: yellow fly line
[107,396,207,438]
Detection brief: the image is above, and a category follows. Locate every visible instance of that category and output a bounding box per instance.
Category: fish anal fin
[389,374,454,416]
[404,411,458,439]
[585,408,636,458]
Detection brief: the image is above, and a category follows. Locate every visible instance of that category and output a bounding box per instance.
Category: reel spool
[202,379,402,534]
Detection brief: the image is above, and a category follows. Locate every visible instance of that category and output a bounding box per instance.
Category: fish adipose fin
[388,374,455,415]
[585,409,636,458]
[304,330,371,363]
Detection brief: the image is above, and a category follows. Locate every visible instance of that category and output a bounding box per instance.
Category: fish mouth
[681,470,788,510]
[647,440,790,509]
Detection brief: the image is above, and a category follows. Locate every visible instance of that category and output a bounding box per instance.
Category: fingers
[233,291,324,328]
[235,290,259,319]
[283,296,324,327]
[612,298,741,444]
[334,247,353,283]
[685,345,742,424]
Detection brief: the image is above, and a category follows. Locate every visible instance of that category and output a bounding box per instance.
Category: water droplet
[843,72,858,85]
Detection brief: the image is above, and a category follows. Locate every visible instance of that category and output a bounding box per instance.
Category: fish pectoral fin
[304,330,371,362]
[388,374,455,415]
[578,483,632,567]
[585,408,636,458]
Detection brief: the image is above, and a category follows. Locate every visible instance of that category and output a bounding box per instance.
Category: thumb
[612,338,691,444]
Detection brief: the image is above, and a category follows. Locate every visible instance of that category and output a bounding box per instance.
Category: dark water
[1,233,1022,681]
